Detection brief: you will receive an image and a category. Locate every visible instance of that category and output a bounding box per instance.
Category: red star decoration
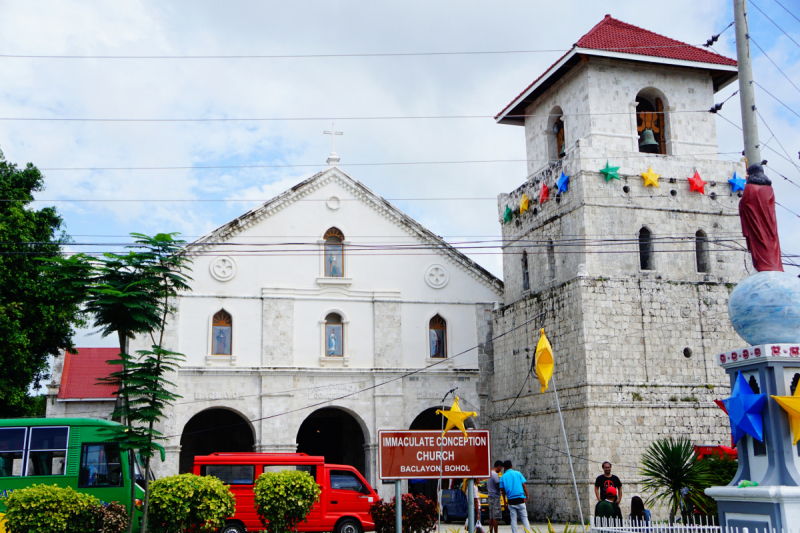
[540,182,549,203]
[688,171,707,194]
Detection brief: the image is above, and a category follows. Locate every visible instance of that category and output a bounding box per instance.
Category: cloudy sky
[0,1,797,348]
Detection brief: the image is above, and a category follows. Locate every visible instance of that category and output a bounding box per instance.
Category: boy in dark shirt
[594,486,623,524]
[594,462,622,503]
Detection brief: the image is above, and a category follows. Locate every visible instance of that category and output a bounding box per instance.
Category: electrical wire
[716,111,800,170]
[757,109,800,173]
[749,37,800,96]
[751,1,800,50]
[772,0,800,24]
[754,81,800,120]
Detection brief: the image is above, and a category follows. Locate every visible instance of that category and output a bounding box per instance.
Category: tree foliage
[254,470,322,533]
[147,473,235,533]
[370,494,438,533]
[0,150,83,416]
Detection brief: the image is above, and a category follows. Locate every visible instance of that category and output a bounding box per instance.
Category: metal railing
[589,515,794,533]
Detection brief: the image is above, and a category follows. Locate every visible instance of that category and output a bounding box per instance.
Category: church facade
[486,16,748,520]
[48,166,503,498]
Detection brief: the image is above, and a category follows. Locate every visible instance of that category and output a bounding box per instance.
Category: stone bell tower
[484,15,752,521]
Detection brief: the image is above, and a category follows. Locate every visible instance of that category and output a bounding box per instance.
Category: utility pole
[733,0,762,166]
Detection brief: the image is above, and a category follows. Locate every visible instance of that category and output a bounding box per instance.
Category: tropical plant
[254,469,322,533]
[1,484,100,533]
[639,437,714,524]
[370,493,438,533]
[90,501,130,533]
[696,453,738,518]
[147,473,235,533]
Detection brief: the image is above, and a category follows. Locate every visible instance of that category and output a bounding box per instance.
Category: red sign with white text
[378,429,491,480]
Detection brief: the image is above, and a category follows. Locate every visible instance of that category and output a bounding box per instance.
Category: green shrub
[147,473,236,533]
[90,501,129,533]
[370,494,438,533]
[1,484,100,533]
[254,470,321,533]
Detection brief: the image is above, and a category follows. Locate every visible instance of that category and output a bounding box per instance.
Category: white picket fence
[589,515,795,533]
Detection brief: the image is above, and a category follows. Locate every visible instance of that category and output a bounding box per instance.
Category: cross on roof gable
[495,15,738,124]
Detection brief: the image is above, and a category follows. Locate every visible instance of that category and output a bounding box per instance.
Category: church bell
[639,128,658,150]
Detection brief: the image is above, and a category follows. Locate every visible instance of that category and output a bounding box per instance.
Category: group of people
[594,461,650,525]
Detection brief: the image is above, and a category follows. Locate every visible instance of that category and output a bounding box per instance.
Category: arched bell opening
[179,408,255,473]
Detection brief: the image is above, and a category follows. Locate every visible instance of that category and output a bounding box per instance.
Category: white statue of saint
[328,331,338,354]
[328,253,340,277]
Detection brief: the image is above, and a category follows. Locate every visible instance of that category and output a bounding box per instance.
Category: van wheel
[221,522,246,533]
[442,509,451,524]
[335,518,362,533]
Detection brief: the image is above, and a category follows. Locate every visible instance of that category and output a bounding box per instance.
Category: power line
[751,1,800,50]
[0,44,711,60]
[757,110,800,173]
[749,37,800,96]
[717,111,800,170]
[772,0,800,25]
[754,81,800,120]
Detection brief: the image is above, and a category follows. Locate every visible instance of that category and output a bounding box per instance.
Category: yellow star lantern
[520,193,529,214]
[641,166,660,188]
[436,396,476,438]
[772,388,800,445]
[535,328,554,393]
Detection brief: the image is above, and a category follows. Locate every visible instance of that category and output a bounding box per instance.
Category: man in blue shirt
[499,460,530,533]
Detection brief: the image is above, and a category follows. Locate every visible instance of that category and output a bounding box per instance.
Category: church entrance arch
[296,407,366,475]
[179,408,255,473]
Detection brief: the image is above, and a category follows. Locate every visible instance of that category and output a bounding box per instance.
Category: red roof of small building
[496,15,737,121]
[58,348,120,400]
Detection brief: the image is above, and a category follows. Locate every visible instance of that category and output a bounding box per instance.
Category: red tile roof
[58,348,120,400]
[496,15,737,120]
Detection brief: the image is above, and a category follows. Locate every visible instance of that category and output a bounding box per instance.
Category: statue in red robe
[739,164,783,272]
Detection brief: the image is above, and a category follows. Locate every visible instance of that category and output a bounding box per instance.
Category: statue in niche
[739,164,783,272]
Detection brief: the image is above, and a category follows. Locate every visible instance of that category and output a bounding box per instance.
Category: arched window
[429,315,447,359]
[636,91,667,155]
[639,227,654,270]
[324,227,345,277]
[521,251,530,291]
[548,107,565,161]
[547,240,556,280]
[695,230,710,273]
[212,310,232,355]
[325,313,343,357]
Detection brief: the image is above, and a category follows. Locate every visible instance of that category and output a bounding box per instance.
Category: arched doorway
[179,408,255,473]
[408,406,476,501]
[296,407,366,475]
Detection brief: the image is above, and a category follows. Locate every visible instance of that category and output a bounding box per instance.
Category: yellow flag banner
[535,328,554,393]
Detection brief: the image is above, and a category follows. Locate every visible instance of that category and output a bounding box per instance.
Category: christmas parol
[539,181,549,203]
[520,193,529,214]
[688,170,707,194]
[435,396,477,439]
[728,172,746,193]
[772,386,800,445]
[722,371,767,443]
[600,161,620,182]
[641,166,660,188]
[557,171,569,194]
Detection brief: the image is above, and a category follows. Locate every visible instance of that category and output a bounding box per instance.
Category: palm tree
[639,437,714,524]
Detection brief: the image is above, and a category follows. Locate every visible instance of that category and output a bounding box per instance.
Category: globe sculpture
[728,270,800,346]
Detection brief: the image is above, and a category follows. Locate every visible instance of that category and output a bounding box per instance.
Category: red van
[193,453,378,533]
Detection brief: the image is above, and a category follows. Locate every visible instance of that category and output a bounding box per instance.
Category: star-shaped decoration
[540,182,549,203]
[772,386,800,445]
[520,194,529,214]
[722,372,767,443]
[436,397,477,438]
[503,205,513,224]
[688,171,707,194]
[641,166,660,188]
[557,171,569,194]
[600,161,620,182]
[728,172,746,193]
[535,329,554,394]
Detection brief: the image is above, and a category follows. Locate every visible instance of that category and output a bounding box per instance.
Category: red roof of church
[496,15,737,122]
[58,348,120,400]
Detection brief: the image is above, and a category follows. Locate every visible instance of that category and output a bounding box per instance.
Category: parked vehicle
[194,452,378,533]
[0,418,146,530]
[476,479,510,525]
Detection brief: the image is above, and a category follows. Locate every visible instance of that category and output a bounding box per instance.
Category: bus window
[202,464,255,485]
[262,464,317,480]
[79,444,123,488]
[26,427,68,476]
[0,428,25,477]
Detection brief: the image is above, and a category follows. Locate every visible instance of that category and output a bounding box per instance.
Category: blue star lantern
[728,172,746,193]
[557,171,569,194]
[722,371,767,443]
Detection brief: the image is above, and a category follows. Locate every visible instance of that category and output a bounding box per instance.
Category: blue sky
[0,0,797,349]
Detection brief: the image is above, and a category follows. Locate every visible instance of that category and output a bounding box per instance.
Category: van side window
[26,427,68,476]
[263,464,317,480]
[79,444,123,487]
[202,464,255,485]
[0,428,26,477]
[330,470,368,494]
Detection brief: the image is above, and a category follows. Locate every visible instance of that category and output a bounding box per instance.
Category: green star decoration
[600,161,620,182]
[503,205,513,223]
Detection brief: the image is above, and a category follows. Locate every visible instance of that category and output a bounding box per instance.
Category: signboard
[378,429,491,480]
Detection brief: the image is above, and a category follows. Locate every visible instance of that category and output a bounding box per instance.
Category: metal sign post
[467,479,475,533]
[395,480,402,533]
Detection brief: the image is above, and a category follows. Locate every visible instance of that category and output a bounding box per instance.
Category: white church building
[48,161,503,496]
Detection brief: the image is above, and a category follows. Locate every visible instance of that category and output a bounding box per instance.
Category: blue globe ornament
[728,271,800,346]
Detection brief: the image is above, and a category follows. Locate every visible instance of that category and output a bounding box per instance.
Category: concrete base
[706,485,800,530]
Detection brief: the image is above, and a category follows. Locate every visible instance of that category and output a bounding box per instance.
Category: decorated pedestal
[706,343,800,530]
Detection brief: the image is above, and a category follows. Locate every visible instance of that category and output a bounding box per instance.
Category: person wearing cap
[594,486,623,524]
[594,462,622,504]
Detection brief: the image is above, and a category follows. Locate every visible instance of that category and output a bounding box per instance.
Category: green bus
[0,418,145,531]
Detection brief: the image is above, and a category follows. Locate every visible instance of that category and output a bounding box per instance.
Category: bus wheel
[335,518,362,533]
[221,522,246,533]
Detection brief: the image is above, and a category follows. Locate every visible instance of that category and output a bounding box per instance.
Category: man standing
[486,461,504,533]
[499,460,530,533]
[594,462,622,504]
[594,486,623,524]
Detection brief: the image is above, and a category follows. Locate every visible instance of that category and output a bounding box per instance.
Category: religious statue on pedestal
[739,163,783,272]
